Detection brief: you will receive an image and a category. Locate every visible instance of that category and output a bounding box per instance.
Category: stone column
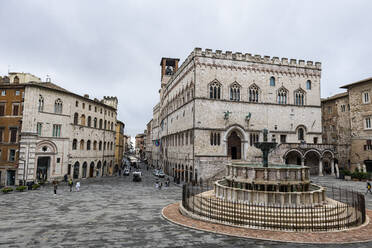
[335,162,339,178]
[301,157,305,167]
[331,159,335,176]
[242,140,248,161]
[319,159,323,176]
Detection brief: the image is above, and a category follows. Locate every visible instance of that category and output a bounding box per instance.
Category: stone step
[195,197,349,218]
[186,197,358,227]
[186,203,359,230]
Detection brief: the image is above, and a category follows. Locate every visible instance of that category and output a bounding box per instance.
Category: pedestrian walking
[76,181,80,192]
[68,178,73,192]
[64,174,68,183]
[366,181,372,195]
[155,181,159,189]
[159,182,162,190]
[53,181,58,194]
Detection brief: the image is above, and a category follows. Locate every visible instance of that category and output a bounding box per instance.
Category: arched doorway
[322,151,333,175]
[36,157,50,181]
[285,150,302,165]
[228,131,242,160]
[82,162,87,178]
[97,161,102,177]
[89,162,95,177]
[304,150,321,175]
[73,162,80,179]
[102,161,107,176]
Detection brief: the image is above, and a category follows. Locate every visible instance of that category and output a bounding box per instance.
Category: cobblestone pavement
[1,167,372,248]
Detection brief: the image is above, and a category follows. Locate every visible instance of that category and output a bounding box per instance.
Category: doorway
[7,170,16,186]
[365,160,372,173]
[228,131,241,160]
[89,162,95,177]
[73,162,80,179]
[37,157,50,181]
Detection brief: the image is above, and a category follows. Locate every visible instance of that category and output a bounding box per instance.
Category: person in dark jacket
[53,181,58,194]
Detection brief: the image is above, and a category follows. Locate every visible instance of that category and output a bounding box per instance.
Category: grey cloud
[0,0,371,136]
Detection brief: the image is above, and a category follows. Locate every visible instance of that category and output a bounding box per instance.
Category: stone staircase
[183,191,359,231]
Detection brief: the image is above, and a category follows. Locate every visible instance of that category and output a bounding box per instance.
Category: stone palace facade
[17,77,117,184]
[146,48,337,182]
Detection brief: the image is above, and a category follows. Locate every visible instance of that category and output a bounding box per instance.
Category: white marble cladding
[18,84,116,182]
[214,180,325,206]
[226,164,310,183]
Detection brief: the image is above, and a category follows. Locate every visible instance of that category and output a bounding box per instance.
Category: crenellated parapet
[192,47,321,70]
[102,96,118,110]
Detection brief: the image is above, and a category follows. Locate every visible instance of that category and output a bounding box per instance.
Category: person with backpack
[68,178,74,192]
[366,181,372,195]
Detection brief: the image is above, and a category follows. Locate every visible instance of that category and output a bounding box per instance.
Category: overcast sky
[1,0,371,137]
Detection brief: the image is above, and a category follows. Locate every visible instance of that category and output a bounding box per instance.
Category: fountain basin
[214,179,326,205]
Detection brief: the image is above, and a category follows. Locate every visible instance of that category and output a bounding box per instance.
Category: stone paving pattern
[1,167,372,248]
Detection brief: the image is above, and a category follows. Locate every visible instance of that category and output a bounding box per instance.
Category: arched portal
[89,162,95,177]
[82,162,87,178]
[304,150,321,175]
[285,150,302,165]
[102,161,107,176]
[73,162,80,179]
[97,161,102,177]
[228,131,242,160]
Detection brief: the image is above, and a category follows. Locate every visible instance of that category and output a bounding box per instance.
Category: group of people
[52,176,81,195]
[155,177,170,190]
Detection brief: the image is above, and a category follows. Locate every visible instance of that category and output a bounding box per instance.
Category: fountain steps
[184,197,358,229]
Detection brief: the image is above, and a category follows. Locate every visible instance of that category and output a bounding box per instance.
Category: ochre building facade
[322,77,372,172]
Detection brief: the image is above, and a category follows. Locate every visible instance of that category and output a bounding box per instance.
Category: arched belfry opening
[228,131,242,160]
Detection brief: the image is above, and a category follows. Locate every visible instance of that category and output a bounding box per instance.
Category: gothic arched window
[81,114,86,126]
[99,141,102,150]
[230,82,240,101]
[209,81,221,99]
[80,139,85,150]
[277,87,288,104]
[298,128,304,141]
[38,95,44,112]
[74,113,79,125]
[13,76,19,84]
[87,140,91,150]
[270,76,275,86]
[93,141,97,150]
[87,116,91,127]
[72,139,77,150]
[54,98,63,114]
[94,118,97,128]
[295,89,305,106]
[99,119,103,129]
[306,80,311,90]
[249,84,260,102]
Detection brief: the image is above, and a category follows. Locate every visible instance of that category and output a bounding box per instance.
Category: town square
[1,1,372,247]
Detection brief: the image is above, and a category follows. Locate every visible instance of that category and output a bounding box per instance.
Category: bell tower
[160,57,180,87]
